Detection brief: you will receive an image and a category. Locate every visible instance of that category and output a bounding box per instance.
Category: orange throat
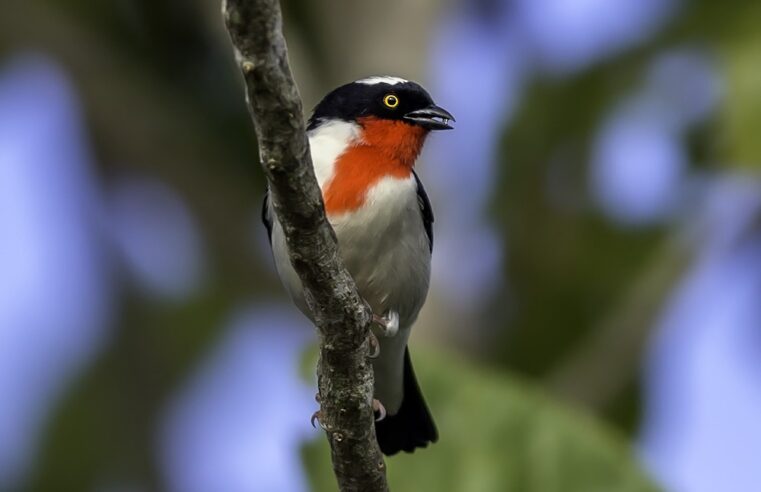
[323,117,428,215]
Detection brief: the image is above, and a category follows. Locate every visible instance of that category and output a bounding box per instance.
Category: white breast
[271,173,431,327]
[331,175,431,324]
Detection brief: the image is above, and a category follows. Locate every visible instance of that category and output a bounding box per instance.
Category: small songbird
[263,76,453,455]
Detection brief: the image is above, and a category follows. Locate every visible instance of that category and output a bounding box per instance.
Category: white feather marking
[307,120,360,188]
[356,76,409,86]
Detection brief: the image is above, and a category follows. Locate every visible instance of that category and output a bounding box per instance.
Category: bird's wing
[261,190,273,241]
[412,170,434,252]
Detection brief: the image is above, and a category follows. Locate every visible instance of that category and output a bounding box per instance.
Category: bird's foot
[372,399,387,422]
[311,409,327,430]
[367,332,381,358]
[372,310,399,337]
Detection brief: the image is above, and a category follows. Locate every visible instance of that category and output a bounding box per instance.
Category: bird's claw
[372,399,387,422]
[372,310,399,337]
[311,410,327,430]
[367,332,380,358]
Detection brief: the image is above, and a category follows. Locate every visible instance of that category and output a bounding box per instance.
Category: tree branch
[221,1,389,490]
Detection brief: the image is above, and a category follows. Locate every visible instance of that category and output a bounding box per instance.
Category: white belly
[269,175,431,413]
[271,174,431,328]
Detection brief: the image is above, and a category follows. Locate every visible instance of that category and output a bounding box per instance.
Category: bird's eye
[383,94,399,108]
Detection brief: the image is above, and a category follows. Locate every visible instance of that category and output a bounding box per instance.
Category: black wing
[261,190,273,241]
[412,170,434,253]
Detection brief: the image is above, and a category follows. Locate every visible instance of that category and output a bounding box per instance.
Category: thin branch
[221,1,389,490]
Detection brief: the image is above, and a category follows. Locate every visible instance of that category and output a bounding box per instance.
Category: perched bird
[263,76,453,455]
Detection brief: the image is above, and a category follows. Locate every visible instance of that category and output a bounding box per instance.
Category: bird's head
[308,76,454,132]
[307,76,454,167]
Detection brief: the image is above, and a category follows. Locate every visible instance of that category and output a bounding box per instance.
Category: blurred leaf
[303,349,659,492]
[718,3,761,168]
[494,69,665,386]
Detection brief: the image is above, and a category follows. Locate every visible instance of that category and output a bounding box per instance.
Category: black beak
[403,104,455,130]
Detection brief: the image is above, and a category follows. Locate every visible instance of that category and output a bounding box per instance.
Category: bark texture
[221,1,389,490]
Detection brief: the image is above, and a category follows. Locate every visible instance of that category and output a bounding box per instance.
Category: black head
[307,76,454,131]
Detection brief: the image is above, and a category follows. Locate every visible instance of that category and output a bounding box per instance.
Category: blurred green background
[1,0,760,491]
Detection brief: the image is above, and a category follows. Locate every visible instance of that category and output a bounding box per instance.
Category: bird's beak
[403,104,455,130]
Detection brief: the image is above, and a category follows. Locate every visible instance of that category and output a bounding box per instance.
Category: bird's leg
[367,331,381,358]
[372,399,387,422]
[372,309,399,337]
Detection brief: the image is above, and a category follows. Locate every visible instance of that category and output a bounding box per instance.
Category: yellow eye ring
[383,94,399,108]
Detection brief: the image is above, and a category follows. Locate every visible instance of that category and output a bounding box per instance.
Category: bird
[262,75,453,455]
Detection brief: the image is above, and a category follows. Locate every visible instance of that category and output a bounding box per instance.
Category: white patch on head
[356,76,409,86]
[307,120,361,188]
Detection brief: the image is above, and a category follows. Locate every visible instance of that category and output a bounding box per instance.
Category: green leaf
[718,4,761,168]
[302,349,659,492]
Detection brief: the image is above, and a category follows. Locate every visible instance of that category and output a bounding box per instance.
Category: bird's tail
[375,348,438,455]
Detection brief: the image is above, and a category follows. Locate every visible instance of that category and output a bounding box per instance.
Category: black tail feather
[375,348,438,455]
